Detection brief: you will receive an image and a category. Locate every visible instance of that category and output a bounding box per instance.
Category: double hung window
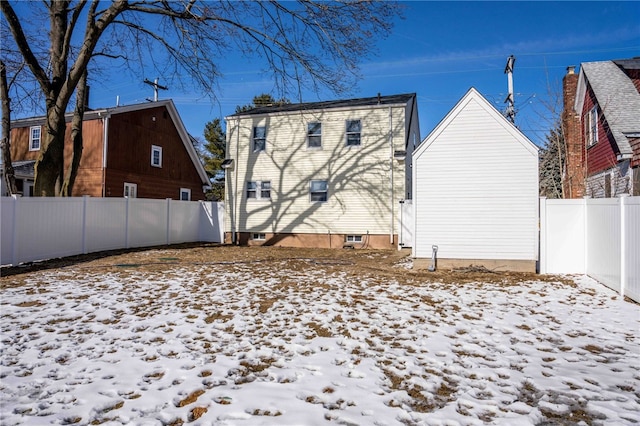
[310,180,328,202]
[151,145,163,167]
[29,126,41,151]
[253,126,266,152]
[587,106,598,147]
[307,122,322,148]
[346,120,361,146]
[247,180,271,200]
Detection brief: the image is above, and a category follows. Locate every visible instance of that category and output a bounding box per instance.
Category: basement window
[252,233,266,240]
[346,235,362,243]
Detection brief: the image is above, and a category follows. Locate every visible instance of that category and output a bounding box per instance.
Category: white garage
[412,88,539,272]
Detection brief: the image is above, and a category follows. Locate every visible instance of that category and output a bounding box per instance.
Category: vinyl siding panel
[226,105,407,236]
[414,91,538,261]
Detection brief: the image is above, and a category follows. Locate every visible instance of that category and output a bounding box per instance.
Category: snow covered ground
[1,247,639,425]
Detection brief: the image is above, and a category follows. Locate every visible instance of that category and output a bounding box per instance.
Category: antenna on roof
[144,78,168,102]
[504,55,516,124]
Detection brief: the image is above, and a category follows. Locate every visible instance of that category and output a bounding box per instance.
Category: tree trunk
[60,71,87,196]
[33,108,66,197]
[0,60,18,196]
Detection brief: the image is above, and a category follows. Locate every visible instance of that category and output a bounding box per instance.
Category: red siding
[582,86,619,176]
[631,137,640,168]
[104,105,205,200]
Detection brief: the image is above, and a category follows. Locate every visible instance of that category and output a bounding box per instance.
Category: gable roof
[226,93,416,117]
[414,87,538,160]
[11,100,209,185]
[575,59,640,159]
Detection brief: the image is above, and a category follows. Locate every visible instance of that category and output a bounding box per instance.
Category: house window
[247,180,271,200]
[124,182,137,198]
[346,235,362,243]
[346,120,361,146]
[587,106,598,147]
[253,126,266,152]
[310,179,328,202]
[252,233,266,240]
[29,126,41,151]
[180,188,191,201]
[151,145,163,167]
[308,122,322,148]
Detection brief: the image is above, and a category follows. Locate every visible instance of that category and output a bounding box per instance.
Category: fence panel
[199,201,224,243]
[624,197,640,302]
[539,198,585,274]
[85,197,127,253]
[586,198,621,292]
[127,198,169,248]
[13,197,85,264]
[1,197,225,267]
[1,197,16,265]
[169,200,201,244]
[399,200,413,249]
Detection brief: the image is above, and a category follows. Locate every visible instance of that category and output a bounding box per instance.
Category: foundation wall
[225,232,397,250]
[413,257,537,273]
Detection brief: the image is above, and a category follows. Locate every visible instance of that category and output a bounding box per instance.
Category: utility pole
[143,78,168,102]
[504,55,516,124]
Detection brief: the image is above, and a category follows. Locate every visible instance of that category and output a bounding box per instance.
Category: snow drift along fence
[539,196,640,302]
[0,196,224,267]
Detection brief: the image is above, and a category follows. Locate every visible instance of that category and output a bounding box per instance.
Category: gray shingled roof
[581,59,640,157]
[227,93,416,117]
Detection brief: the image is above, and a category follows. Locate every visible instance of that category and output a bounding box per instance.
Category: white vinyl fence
[1,196,224,267]
[540,196,640,302]
[398,200,414,249]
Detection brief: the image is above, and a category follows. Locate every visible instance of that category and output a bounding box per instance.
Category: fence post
[166,198,171,245]
[539,197,547,274]
[125,197,130,249]
[620,194,628,298]
[82,195,89,254]
[583,196,589,276]
[10,195,18,266]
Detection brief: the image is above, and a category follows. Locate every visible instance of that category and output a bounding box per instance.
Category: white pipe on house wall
[389,106,394,245]
[233,118,240,244]
[101,115,110,197]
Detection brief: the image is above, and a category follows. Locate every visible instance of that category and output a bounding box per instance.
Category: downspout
[101,114,109,197]
[389,106,394,245]
[233,117,240,244]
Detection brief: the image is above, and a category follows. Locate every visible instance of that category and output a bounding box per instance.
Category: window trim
[253,126,266,152]
[180,188,191,201]
[310,179,328,203]
[124,182,137,198]
[29,126,41,151]
[346,119,361,147]
[151,145,163,167]
[246,180,271,200]
[307,122,322,149]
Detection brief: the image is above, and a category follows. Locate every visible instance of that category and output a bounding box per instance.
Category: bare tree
[0,60,18,196]
[1,1,401,196]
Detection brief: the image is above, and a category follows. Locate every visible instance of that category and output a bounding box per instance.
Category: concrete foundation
[413,257,537,273]
[225,232,397,250]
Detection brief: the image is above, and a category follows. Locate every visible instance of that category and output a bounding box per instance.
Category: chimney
[562,66,585,198]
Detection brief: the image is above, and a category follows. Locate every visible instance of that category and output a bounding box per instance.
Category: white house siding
[413,88,539,270]
[225,102,411,244]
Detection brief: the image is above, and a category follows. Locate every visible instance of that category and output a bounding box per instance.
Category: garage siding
[413,88,539,262]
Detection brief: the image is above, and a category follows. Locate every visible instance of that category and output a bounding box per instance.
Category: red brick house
[3,100,209,200]
[563,58,640,198]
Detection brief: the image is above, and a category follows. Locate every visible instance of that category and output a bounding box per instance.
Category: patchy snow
[1,255,639,425]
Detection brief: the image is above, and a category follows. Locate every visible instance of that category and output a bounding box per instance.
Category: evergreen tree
[539,121,565,199]
[201,118,226,201]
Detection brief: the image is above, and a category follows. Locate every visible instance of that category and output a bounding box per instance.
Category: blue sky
[83,2,639,146]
